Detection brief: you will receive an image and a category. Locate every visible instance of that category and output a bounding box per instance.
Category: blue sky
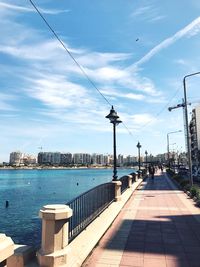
[1,0,200,162]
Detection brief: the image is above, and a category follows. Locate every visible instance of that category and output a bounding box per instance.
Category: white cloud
[0,93,18,111]
[129,16,200,68]
[131,6,152,17]
[26,75,93,109]
[131,5,165,23]
[130,113,156,125]
[101,88,145,101]
[0,40,68,61]
[78,52,132,67]
[0,2,69,15]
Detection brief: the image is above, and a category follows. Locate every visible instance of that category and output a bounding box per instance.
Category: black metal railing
[67,182,115,242]
[119,175,129,193]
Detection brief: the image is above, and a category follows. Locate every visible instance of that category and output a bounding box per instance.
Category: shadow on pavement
[101,173,200,267]
[103,215,200,267]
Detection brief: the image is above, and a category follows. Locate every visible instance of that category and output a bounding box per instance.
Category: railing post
[112,181,122,201]
[127,175,133,188]
[37,204,72,267]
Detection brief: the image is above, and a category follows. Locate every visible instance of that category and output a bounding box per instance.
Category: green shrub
[179,180,190,188]
[195,189,200,201]
[190,185,199,198]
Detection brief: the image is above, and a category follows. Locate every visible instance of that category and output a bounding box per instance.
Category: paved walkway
[82,171,200,267]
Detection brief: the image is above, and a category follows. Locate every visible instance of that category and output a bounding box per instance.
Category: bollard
[37,204,72,267]
[112,181,122,201]
[127,175,133,188]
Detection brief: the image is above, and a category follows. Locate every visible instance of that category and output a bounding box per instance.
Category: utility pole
[168,71,200,186]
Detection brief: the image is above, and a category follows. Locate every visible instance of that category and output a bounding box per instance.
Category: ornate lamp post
[145,150,148,170]
[136,142,142,176]
[106,106,122,181]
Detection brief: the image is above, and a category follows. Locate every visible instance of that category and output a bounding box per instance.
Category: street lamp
[167,130,182,169]
[183,72,200,186]
[106,106,122,181]
[145,150,148,170]
[136,142,142,176]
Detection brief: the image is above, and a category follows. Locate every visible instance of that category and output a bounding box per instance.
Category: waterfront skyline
[1,1,200,162]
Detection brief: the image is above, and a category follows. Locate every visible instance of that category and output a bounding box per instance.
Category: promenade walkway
[82,171,200,267]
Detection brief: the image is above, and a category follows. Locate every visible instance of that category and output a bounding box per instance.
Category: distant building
[73,153,91,165]
[60,153,72,165]
[103,155,109,165]
[124,155,137,166]
[37,152,61,165]
[22,154,37,165]
[154,154,166,164]
[9,151,36,166]
[118,154,124,166]
[190,104,200,176]
[9,151,23,166]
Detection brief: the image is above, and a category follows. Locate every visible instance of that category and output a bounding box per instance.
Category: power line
[137,87,182,131]
[28,0,112,107]
[28,0,138,140]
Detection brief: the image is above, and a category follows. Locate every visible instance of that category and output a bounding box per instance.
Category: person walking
[149,165,155,180]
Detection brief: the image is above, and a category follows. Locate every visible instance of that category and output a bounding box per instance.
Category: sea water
[0,168,133,247]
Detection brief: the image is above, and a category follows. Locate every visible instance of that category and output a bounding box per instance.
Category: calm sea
[0,168,133,247]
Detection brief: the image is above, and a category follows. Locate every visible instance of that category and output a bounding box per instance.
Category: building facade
[190,104,200,178]
[9,151,23,166]
[38,152,61,165]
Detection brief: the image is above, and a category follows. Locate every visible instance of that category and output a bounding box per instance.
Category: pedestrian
[149,165,155,180]
[160,165,163,173]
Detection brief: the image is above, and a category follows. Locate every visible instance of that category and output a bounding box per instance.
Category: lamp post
[136,142,142,176]
[145,150,148,170]
[183,72,200,186]
[167,130,182,169]
[106,106,122,181]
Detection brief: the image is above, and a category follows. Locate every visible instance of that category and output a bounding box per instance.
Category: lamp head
[137,141,141,149]
[106,106,122,124]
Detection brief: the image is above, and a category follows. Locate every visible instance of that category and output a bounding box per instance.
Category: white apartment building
[190,104,200,176]
[9,151,23,165]
[38,152,61,165]
[73,153,91,165]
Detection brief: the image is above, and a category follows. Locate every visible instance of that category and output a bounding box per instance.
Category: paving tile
[144,252,166,259]
[187,260,200,267]
[123,251,143,258]
[183,245,200,253]
[165,253,187,260]
[164,244,185,254]
[143,257,167,267]
[145,244,165,254]
[185,252,200,261]
[166,258,189,267]
[120,255,143,266]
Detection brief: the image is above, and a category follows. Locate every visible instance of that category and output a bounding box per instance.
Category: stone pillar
[37,204,72,267]
[135,173,138,182]
[0,234,14,264]
[112,181,122,201]
[127,175,133,188]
